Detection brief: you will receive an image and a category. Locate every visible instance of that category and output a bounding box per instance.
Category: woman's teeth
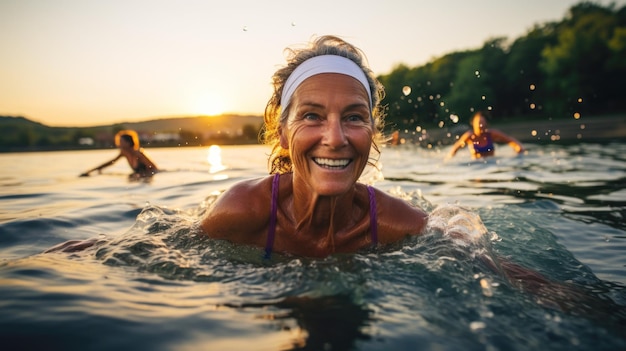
[313,158,350,168]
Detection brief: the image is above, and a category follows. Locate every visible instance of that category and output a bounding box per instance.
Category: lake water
[1,142,625,350]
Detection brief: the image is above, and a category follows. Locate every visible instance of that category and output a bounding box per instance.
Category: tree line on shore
[378,1,626,133]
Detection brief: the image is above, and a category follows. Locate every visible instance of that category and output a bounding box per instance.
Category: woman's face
[281,73,373,196]
[472,115,487,135]
[119,137,133,150]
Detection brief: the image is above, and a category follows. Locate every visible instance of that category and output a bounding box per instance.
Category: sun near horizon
[188,92,229,117]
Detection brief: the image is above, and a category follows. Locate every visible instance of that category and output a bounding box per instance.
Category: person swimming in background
[80,130,158,179]
[447,111,525,159]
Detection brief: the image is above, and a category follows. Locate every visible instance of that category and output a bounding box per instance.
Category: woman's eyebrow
[296,101,369,111]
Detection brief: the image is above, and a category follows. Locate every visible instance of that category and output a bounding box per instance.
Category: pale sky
[1,0,622,127]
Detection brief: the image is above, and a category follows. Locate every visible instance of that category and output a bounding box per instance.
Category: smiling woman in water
[47,35,615,317]
[199,36,436,258]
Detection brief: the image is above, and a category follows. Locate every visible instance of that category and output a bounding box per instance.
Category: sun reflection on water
[207,145,226,173]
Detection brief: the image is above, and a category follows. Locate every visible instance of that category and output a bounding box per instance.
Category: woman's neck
[290,175,359,236]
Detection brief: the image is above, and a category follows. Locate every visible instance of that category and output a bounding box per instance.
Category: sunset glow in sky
[1,0,622,127]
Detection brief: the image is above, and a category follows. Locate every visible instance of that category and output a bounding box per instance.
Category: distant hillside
[0,115,71,132]
[0,115,48,128]
[0,116,79,149]
[100,114,263,134]
[0,114,264,151]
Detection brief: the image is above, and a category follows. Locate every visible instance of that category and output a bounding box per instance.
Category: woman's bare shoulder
[211,176,273,214]
[200,176,274,239]
[370,187,428,241]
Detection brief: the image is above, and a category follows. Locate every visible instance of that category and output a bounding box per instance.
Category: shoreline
[407,114,626,146]
[2,114,625,153]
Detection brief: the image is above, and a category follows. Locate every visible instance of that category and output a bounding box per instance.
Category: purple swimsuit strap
[367,186,378,245]
[264,173,280,259]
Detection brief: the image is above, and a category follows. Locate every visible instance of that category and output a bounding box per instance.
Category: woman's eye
[346,114,366,122]
[303,113,320,121]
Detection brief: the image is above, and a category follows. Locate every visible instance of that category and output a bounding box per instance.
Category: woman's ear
[279,126,289,149]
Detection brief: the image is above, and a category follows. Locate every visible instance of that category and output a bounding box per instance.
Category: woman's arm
[477,251,618,315]
[491,129,525,154]
[425,204,615,315]
[447,131,471,159]
[80,153,123,176]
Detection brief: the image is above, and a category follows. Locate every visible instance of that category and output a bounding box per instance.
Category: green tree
[241,123,261,142]
[415,52,469,125]
[504,23,558,117]
[540,2,621,116]
[377,1,626,131]
[18,129,35,147]
[445,53,494,120]
[179,129,203,146]
[378,64,412,130]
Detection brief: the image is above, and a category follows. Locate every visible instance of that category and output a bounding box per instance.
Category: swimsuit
[264,173,378,258]
[471,132,494,155]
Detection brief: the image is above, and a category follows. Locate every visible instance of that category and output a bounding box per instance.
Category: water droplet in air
[470,321,486,331]
[402,86,411,96]
[480,278,493,297]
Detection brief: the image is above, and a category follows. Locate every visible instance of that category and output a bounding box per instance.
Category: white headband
[280,55,373,112]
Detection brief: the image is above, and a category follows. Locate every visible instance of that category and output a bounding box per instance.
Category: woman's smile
[312,157,352,169]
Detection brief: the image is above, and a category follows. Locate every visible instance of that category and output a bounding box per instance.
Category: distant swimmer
[447,111,525,159]
[80,130,158,179]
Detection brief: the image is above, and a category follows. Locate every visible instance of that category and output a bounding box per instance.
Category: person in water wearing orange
[448,111,525,159]
[80,130,158,179]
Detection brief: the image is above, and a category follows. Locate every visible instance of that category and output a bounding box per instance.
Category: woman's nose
[322,118,348,148]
